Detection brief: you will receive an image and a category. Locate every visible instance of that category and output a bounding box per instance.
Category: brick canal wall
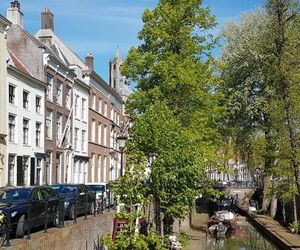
[7,212,114,250]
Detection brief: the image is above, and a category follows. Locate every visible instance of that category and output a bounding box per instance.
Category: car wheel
[0,224,7,245]
[16,215,26,238]
[53,209,60,226]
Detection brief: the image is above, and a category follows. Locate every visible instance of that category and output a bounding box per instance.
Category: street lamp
[117,135,127,176]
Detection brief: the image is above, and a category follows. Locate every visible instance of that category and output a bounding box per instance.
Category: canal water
[206,216,278,250]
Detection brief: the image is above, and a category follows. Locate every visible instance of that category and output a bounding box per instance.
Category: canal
[185,199,278,250]
[206,216,277,250]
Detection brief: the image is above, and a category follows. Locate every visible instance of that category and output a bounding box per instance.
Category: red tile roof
[8,49,32,76]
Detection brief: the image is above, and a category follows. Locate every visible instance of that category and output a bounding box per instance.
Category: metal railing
[0,190,113,247]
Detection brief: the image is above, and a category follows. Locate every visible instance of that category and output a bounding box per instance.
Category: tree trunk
[293,195,298,225]
[163,213,174,236]
[270,195,277,218]
[154,197,162,235]
[262,175,271,211]
[282,202,286,223]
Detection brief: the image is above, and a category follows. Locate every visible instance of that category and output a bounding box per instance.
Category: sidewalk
[238,205,300,250]
[183,201,209,250]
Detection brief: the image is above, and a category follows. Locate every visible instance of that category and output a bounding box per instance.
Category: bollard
[44,199,48,233]
[101,191,104,214]
[108,190,111,212]
[84,193,88,220]
[59,198,65,228]
[74,192,78,224]
[4,204,12,247]
[26,202,32,239]
[93,192,97,217]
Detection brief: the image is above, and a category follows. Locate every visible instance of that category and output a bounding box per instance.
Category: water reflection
[206,217,277,250]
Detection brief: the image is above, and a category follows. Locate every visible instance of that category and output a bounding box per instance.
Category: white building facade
[0,15,11,186]
[70,79,90,184]
[7,60,45,186]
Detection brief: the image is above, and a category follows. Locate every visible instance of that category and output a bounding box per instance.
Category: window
[36,96,41,113]
[103,156,107,182]
[56,113,62,145]
[110,107,114,120]
[98,98,102,114]
[45,152,51,184]
[82,98,86,120]
[103,125,107,147]
[81,130,86,152]
[46,110,53,139]
[75,95,79,118]
[8,155,15,186]
[9,85,15,104]
[66,86,71,109]
[23,156,29,186]
[98,155,101,182]
[98,122,102,145]
[117,114,120,126]
[92,93,96,110]
[23,119,29,145]
[36,123,41,147]
[104,102,108,117]
[91,120,96,142]
[75,128,79,150]
[56,80,62,105]
[8,115,16,142]
[46,74,53,101]
[23,91,29,109]
[36,158,42,185]
[56,153,61,183]
[91,154,95,182]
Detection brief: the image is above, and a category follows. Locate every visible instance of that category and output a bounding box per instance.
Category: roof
[0,14,11,27]
[7,25,72,80]
[35,28,88,70]
[8,49,32,76]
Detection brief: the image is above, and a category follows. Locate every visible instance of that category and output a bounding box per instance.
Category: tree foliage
[113,0,222,237]
[220,0,300,212]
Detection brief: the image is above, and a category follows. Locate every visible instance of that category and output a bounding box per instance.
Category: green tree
[221,0,300,219]
[119,0,222,236]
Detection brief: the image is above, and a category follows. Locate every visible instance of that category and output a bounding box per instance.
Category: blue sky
[1,0,265,83]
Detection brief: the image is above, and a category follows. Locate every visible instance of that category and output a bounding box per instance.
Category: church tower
[109,50,129,101]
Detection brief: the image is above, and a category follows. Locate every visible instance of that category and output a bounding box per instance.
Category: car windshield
[88,185,105,192]
[51,185,77,194]
[0,189,30,202]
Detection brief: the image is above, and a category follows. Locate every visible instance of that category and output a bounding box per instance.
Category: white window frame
[36,122,41,147]
[23,119,29,145]
[75,128,79,150]
[46,74,53,101]
[8,114,16,143]
[81,130,86,152]
[56,80,62,105]
[9,84,15,105]
[46,110,53,140]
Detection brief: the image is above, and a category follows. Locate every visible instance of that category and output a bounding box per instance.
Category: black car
[49,184,96,219]
[0,186,61,237]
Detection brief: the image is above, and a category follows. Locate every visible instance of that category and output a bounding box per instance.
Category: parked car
[86,182,113,208]
[49,184,95,219]
[0,186,61,238]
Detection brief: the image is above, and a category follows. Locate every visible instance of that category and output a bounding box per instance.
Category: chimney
[41,8,54,31]
[85,53,94,70]
[7,1,23,27]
